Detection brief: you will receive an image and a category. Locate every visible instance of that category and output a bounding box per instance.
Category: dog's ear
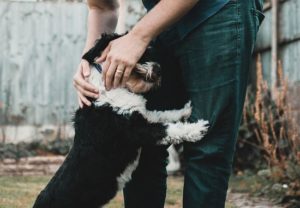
[127,62,161,94]
[134,62,161,83]
[82,33,125,64]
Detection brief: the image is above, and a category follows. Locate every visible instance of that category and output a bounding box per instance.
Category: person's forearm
[131,0,198,43]
[82,1,119,55]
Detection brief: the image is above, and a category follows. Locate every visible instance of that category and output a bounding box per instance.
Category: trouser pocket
[250,8,265,46]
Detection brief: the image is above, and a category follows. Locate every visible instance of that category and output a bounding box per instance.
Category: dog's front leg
[158,120,209,145]
[129,112,208,146]
[145,101,192,123]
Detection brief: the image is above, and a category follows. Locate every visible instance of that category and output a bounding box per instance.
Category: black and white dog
[33,34,208,208]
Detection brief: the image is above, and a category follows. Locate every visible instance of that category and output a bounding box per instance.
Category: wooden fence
[1,0,299,142]
[0,1,87,142]
[255,0,300,84]
[0,0,144,143]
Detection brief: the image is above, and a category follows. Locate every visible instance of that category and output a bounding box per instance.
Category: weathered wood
[0,2,89,126]
[0,0,145,142]
[263,0,289,11]
[271,0,278,86]
[255,0,300,85]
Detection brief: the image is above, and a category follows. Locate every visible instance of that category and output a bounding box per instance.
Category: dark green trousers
[124,0,264,207]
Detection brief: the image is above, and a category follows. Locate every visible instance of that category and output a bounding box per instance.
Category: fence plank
[255,0,300,85]
[0,2,88,126]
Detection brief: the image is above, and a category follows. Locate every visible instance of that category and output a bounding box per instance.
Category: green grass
[0,176,235,208]
[0,176,49,208]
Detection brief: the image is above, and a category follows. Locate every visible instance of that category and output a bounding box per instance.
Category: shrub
[235,55,300,200]
[0,139,73,160]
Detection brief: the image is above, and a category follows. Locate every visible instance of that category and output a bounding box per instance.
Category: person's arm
[82,0,119,55]
[97,0,199,90]
[73,0,119,108]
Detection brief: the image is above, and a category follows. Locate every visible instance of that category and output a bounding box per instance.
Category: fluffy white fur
[159,120,209,145]
[89,66,194,123]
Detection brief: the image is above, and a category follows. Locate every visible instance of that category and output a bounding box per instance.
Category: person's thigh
[123,32,193,207]
[123,35,191,208]
[174,1,263,207]
[123,145,169,208]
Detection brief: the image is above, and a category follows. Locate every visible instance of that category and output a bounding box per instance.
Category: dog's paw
[180,101,192,121]
[159,120,209,145]
[183,120,209,142]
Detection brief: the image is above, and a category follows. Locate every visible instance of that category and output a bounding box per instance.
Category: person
[73,0,264,207]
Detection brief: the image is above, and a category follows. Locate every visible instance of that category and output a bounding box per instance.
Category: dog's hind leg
[33,144,119,208]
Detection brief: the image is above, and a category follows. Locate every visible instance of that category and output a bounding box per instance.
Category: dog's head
[126,61,161,93]
[83,33,161,94]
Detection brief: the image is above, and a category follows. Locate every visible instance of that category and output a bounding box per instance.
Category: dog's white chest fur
[88,66,193,123]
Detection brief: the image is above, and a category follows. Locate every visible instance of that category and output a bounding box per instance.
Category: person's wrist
[130,26,153,46]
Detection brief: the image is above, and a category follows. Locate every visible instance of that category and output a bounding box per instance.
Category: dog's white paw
[159,120,209,145]
[183,120,209,142]
[180,101,192,121]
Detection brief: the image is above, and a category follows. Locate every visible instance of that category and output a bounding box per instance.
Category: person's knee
[183,155,231,208]
[183,139,234,189]
[185,147,232,174]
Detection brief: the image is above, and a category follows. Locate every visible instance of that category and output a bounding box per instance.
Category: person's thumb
[82,60,91,78]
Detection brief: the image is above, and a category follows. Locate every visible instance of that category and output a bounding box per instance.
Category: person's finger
[77,96,83,108]
[74,74,99,93]
[77,91,91,106]
[96,44,111,63]
[74,82,99,99]
[113,64,125,89]
[105,61,118,90]
[121,67,134,87]
[73,78,99,98]
[101,60,110,82]
[81,60,91,78]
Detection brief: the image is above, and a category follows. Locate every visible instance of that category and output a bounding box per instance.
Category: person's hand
[73,59,99,108]
[96,32,150,90]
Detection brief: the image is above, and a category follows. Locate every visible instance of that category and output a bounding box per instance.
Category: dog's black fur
[33,106,168,208]
[33,34,203,208]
